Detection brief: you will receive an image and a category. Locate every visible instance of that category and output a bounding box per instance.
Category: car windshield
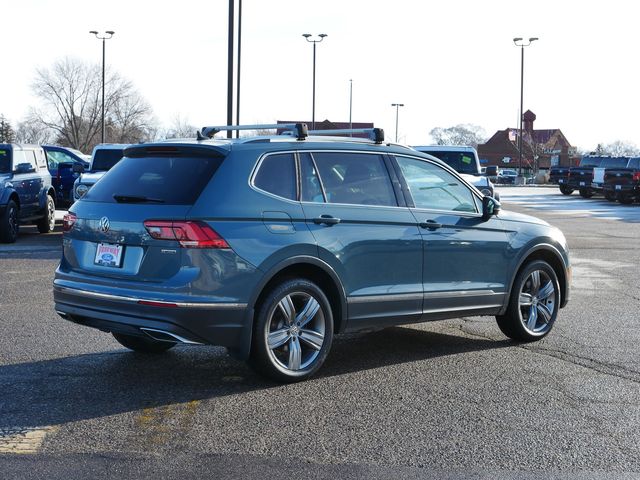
[579,157,603,167]
[92,149,125,171]
[502,170,517,176]
[600,157,629,168]
[420,151,477,174]
[0,148,10,174]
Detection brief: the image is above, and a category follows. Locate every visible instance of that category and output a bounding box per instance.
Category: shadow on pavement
[0,327,510,429]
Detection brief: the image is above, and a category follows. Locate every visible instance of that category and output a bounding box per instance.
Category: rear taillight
[633,172,640,182]
[143,220,229,249]
[62,213,77,232]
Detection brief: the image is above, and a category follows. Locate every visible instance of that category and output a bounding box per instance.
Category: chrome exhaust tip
[139,327,203,345]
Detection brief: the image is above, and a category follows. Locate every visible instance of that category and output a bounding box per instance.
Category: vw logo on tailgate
[99,216,110,233]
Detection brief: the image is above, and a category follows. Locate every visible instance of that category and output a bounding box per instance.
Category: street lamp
[391,103,404,142]
[349,79,353,135]
[513,36,538,181]
[90,30,115,144]
[302,33,327,130]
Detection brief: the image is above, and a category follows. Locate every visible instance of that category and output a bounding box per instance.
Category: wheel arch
[507,244,569,311]
[249,256,348,334]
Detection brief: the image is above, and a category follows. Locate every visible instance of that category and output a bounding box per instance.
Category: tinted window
[46,150,77,169]
[0,148,10,174]
[579,157,603,167]
[396,156,477,213]
[418,150,477,174]
[92,149,125,171]
[300,153,324,203]
[601,157,630,168]
[312,152,397,206]
[629,158,640,169]
[253,153,296,200]
[83,154,222,204]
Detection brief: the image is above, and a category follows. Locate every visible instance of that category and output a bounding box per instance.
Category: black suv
[0,144,57,243]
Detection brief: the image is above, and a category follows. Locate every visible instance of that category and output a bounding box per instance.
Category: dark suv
[53,124,571,382]
[43,145,89,208]
[0,144,57,243]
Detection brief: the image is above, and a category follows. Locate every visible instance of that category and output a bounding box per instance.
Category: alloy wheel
[518,269,556,335]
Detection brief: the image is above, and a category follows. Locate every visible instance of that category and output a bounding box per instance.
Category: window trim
[250,150,300,204]
[391,153,483,216]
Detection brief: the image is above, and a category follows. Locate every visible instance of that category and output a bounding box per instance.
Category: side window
[253,153,297,200]
[24,150,38,169]
[396,156,477,213]
[46,151,75,169]
[34,150,47,169]
[312,152,397,206]
[299,153,324,203]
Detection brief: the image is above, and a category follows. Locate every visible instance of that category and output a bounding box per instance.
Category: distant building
[477,110,578,171]
[277,119,374,139]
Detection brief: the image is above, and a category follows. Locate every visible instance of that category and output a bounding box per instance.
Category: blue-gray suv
[53,124,570,382]
[1,143,57,243]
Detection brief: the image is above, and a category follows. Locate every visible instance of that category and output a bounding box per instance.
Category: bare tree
[429,124,487,148]
[29,57,156,152]
[600,140,640,156]
[162,115,198,139]
[0,115,15,143]
[14,113,57,145]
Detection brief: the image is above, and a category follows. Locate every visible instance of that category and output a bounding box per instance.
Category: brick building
[477,110,578,172]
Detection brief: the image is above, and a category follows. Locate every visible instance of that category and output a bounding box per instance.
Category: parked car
[549,165,572,192]
[590,156,634,198]
[603,157,640,204]
[53,124,571,382]
[411,145,499,199]
[43,145,90,208]
[497,169,518,184]
[0,144,57,243]
[73,144,127,201]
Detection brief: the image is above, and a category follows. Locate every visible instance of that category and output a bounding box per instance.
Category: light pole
[302,33,327,130]
[349,79,353,135]
[391,103,404,142]
[513,36,538,180]
[90,30,115,144]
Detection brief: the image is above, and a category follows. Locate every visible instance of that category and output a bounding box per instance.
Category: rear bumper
[53,280,254,358]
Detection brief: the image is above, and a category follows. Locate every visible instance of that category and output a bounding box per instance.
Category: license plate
[616,185,622,190]
[94,243,123,267]
[558,179,564,183]
[579,181,585,186]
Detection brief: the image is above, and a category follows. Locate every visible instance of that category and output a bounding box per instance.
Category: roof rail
[198,123,308,141]
[308,128,385,144]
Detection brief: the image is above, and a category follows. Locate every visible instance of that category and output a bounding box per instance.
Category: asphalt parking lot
[1,187,640,479]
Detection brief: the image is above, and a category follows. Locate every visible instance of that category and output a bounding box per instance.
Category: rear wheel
[249,278,333,383]
[36,195,56,233]
[496,260,560,342]
[0,200,19,243]
[112,332,176,354]
[559,185,573,195]
[619,194,634,205]
[604,191,616,201]
[579,188,593,198]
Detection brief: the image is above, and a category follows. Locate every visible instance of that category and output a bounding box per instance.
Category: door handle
[313,215,341,226]
[419,220,442,230]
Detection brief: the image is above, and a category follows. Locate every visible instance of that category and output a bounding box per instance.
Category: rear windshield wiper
[113,194,165,204]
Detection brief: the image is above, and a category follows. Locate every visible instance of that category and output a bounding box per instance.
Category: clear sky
[2,0,639,152]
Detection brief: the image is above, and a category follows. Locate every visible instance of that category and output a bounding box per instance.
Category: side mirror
[482,195,501,221]
[72,163,85,174]
[485,165,498,177]
[14,163,35,174]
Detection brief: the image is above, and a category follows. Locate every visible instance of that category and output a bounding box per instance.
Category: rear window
[92,149,125,171]
[83,154,223,204]
[0,149,10,174]
[601,157,630,168]
[579,157,603,167]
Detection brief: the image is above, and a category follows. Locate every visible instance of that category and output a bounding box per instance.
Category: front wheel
[249,278,334,383]
[0,200,19,243]
[37,195,56,233]
[496,260,560,342]
[112,332,176,354]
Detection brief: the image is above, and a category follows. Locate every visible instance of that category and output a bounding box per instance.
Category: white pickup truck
[411,145,499,200]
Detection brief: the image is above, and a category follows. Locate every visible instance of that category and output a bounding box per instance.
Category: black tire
[249,278,334,383]
[496,260,560,342]
[0,200,19,243]
[36,195,56,233]
[559,185,573,195]
[604,191,616,201]
[112,332,176,354]
[619,194,634,205]
[578,188,593,198]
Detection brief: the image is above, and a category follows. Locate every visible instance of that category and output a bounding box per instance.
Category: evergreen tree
[0,115,15,143]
